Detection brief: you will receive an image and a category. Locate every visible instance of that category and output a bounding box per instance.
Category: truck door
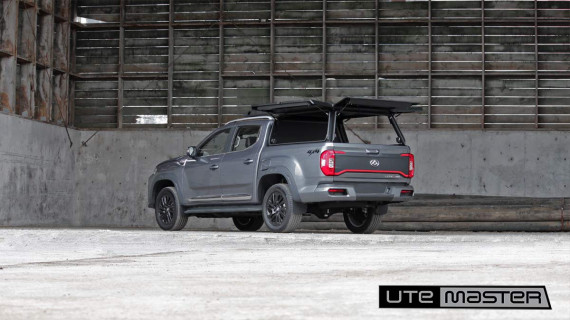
[183,128,231,202]
[220,124,263,202]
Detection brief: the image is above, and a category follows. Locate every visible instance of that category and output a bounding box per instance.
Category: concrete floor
[0,229,568,320]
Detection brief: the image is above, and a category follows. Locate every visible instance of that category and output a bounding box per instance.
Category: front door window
[199,129,231,156]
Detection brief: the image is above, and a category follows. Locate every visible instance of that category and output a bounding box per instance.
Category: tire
[343,204,387,234]
[232,216,264,232]
[262,183,306,233]
[155,187,188,231]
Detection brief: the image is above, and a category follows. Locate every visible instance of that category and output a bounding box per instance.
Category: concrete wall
[351,129,570,198]
[1,113,569,228]
[73,129,230,229]
[0,113,79,226]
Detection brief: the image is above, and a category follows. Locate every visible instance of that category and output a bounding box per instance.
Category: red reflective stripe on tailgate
[334,169,412,178]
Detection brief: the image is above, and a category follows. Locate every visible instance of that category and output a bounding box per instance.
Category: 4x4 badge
[370,159,380,167]
[307,149,320,156]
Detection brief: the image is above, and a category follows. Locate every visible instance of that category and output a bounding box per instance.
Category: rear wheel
[232,216,264,231]
[343,205,387,234]
[262,183,306,233]
[155,187,188,231]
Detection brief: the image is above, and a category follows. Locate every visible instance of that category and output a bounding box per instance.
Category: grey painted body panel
[147,117,414,213]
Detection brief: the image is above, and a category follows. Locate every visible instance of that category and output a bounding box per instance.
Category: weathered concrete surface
[71,128,570,228]
[0,114,79,226]
[350,130,570,198]
[1,113,569,228]
[0,229,568,320]
[73,129,220,228]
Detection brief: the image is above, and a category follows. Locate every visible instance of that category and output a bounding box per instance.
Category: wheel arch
[150,179,176,208]
[257,170,301,203]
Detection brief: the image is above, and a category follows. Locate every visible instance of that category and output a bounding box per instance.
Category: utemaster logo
[379,286,551,309]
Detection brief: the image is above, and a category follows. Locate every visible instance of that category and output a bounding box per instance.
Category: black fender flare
[148,173,184,208]
[258,166,302,203]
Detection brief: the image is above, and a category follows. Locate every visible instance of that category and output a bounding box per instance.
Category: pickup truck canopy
[250,97,420,119]
[251,97,419,145]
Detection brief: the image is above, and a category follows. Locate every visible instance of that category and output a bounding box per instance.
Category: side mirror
[186,146,197,158]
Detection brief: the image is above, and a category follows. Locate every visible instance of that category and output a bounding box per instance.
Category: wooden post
[35,5,54,121]
[374,0,379,100]
[19,5,36,61]
[17,4,37,118]
[217,0,224,127]
[0,0,18,114]
[117,0,125,128]
[39,0,54,13]
[36,14,52,66]
[69,0,77,126]
[53,22,70,72]
[534,0,539,128]
[481,0,485,129]
[321,0,326,100]
[53,73,69,124]
[35,68,52,121]
[18,63,35,118]
[427,0,432,129]
[52,20,70,123]
[167,0,174,128]
[51,0,72,125]
[269,0,275,103]
[55,0,70,19]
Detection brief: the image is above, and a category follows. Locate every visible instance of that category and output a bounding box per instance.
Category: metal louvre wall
[73,0,570,129]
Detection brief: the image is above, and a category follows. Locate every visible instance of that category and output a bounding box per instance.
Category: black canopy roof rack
[249,97,420,119]
[333,97,420,119]
[249,97,420,145]
[250,100,332,118]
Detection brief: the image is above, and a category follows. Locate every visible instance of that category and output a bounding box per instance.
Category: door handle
[209,164,219,170]
[243,159,254,165]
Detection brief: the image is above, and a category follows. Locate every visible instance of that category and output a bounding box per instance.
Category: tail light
[401,153,415,178]
[320,150,345,176]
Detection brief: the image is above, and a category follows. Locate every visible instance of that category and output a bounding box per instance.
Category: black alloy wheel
[155,187,188,231]
[343,205,387,234]
[262,183,306,233]
[232,216,264,231]
[266,190,287,226]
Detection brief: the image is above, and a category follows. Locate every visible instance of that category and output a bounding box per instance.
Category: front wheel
[232,216,264,231]
[262,183,306,233]
[343,205,387,234]
[155,187,188,231]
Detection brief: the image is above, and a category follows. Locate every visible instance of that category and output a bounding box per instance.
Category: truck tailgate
[332,143,413,181]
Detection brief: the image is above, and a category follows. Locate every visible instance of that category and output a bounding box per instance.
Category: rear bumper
[300,183,414,204]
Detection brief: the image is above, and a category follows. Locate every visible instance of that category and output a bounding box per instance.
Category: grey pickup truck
[148,97,418,233]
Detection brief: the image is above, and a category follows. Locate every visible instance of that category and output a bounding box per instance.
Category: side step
[184,205,262,218]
